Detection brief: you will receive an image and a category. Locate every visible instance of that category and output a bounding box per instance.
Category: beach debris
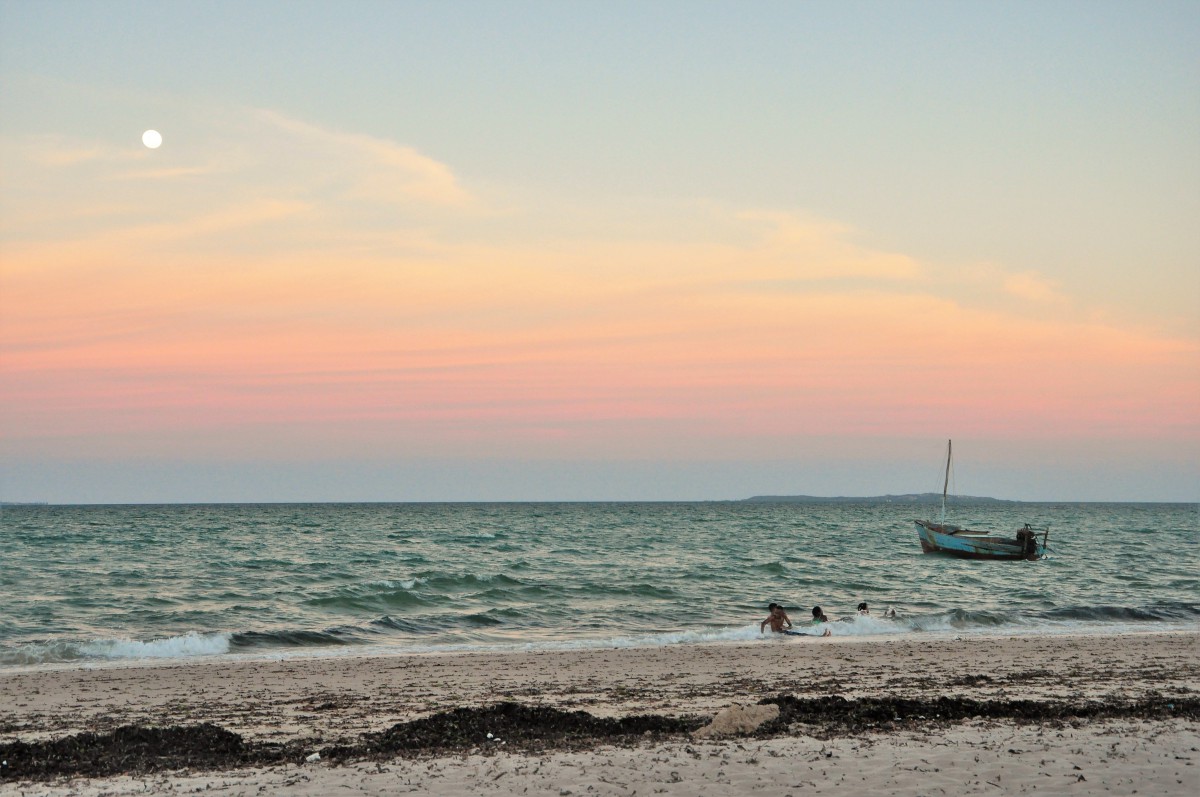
[0,722,246,781]
[305,752,321,763]
[4,695,1199,782]
[320,702,699,760]
[692,703,780,739]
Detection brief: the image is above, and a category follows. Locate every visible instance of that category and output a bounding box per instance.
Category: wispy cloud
[12,134,188,169]
[254,109,474,207]
[113,165,215,181]
[735,211,924,281]
[0,119,484,303]
[31,143,105,167]
[1002,271,1065,304]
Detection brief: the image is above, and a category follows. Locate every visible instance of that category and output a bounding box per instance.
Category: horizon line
[3,496,1197,507]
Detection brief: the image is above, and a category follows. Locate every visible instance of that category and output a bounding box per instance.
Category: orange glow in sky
[2,3,1197,501]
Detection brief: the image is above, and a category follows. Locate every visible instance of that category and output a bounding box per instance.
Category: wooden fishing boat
[914,441,1049,561]
[914,518,1047,560]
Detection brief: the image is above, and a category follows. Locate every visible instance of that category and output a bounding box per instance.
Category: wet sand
[2,631,1197,795]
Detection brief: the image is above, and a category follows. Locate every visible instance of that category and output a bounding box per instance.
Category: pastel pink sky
[2,3,1197,501]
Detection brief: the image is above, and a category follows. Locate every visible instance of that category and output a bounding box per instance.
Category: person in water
[760,603,793,633]
[761,603,829,637]
[803,606,832,636]
[851,602,897,618]
[834,602,869,622]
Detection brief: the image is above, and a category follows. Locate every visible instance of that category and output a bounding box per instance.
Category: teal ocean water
[2,502,1197,669]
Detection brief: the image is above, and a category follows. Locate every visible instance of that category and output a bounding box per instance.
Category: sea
[1,501,1197,671]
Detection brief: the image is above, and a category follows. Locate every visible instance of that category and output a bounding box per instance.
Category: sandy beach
[2,631,1197,795]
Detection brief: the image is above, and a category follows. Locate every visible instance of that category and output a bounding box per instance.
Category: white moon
[142,130,163,149]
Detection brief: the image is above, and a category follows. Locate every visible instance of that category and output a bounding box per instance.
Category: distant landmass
[742,493,1020,504]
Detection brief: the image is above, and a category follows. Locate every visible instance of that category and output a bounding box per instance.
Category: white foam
[79,632,231,660]
[7,614,1197,674]
[361,578,419,591]
[906,613,962,633]
[600,624,765,648]
[823,615,908,636]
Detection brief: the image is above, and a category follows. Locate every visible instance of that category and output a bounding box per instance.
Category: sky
[1,0,1197,503]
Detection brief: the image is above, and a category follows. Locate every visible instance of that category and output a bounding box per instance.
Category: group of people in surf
[759,601,896,637]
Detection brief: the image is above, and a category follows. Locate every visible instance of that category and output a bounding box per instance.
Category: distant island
[742,493,1020,504]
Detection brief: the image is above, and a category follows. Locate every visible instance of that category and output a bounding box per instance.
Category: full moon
[141,129,163,149]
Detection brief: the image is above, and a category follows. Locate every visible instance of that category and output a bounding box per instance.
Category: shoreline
[6,622,1198,677]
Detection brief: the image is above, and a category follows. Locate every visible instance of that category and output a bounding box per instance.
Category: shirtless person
[760,603,793,633]
[761,603,830,637]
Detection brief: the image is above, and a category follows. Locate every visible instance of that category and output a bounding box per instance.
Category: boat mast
[940,439,952,525]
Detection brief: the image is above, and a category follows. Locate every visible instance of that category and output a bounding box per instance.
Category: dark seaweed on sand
[3,695,1197,782]
[0,723,256,780]
[757,693,1200,736]
[324,701,703,760]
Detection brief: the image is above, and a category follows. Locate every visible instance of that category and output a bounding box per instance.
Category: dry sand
[2,631,1197,795]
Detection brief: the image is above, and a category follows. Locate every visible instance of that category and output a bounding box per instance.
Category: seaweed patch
[3,695,1196,782]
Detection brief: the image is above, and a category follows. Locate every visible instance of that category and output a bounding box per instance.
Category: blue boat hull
[914,520,1045,561]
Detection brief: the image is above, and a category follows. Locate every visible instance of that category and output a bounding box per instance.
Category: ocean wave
[824,614,907,636]
[1039,603,1200,623]
[4,600,1198,669]
[460,612,506,627]
[418,572,525,590]
[910,608,1008,631]
[81,632,232,659]
[870,603,1200,636]
[369,615,430,633]
[230,628,364,649]
[0,632,231,666]
[303,587,431,612]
